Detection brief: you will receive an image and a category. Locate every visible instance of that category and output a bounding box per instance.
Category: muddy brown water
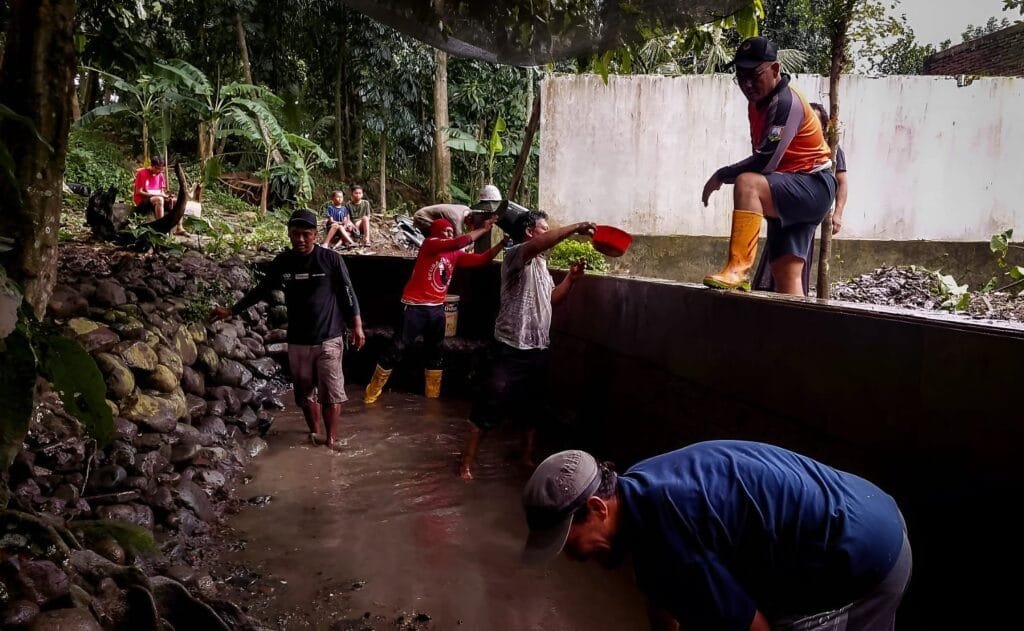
[217,388,645,629]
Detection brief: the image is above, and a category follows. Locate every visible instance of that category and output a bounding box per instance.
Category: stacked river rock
[2,246,289,630]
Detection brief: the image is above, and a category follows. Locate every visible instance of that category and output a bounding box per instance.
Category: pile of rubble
[2,245,291,629]
[832,266,945,310]
[832,266,1024,324]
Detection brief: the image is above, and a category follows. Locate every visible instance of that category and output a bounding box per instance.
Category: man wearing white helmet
[412,184,503,235]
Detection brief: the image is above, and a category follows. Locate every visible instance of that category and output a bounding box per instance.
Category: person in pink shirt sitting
[132,156,171,219]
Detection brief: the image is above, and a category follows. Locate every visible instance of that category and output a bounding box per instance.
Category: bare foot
[458,465,473,481]
[309,433,326,445]
[326,440,345,452]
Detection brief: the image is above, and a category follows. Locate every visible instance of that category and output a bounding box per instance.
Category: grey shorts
[764,170,836,261]
[287,336,347,405]
[777,529,913,631]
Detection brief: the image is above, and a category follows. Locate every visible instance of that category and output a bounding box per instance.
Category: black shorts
[764,170,836,261]
[379,304,445,370]
[134,198,155,215]
[469,342,549,431]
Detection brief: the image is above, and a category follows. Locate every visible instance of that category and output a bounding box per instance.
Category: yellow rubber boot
[424,369,443,399]
[363,365,392,404]
[703,210,762,291]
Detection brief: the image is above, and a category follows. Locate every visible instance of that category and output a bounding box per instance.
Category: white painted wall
[538,74,1024,241]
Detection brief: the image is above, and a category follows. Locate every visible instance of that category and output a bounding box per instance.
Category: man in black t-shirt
[212,209,365,451]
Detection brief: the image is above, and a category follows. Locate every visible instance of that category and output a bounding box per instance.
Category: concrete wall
[546,274,1024,631]
[923,22,1024,76]
[347,255,1024,628]
[539,73,1024,242]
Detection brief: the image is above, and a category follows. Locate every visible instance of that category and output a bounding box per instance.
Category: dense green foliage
[64,128,134,198]
[548,239,609,273]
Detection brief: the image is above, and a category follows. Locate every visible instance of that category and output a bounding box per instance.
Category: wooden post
[817,0,855,300]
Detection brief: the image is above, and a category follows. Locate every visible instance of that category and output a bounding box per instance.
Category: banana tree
[276,133,334,205]
[77,68,175,164]
[155,59,280,191]
[486,116,506,184]
[222,97,291,214]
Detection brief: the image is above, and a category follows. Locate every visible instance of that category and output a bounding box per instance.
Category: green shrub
[204,186,260,215]
[182,279,232,323]
[64,128,134,199]
[548,238,608,272]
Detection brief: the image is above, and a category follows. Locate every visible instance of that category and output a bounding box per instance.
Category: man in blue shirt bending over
[522,441,911,631]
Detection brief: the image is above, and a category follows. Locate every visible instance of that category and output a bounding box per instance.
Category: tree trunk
[522,74,535,206]
[355,115,364,180]
[0,0,77,318]
[236,11,253,84]
[82,69,98,112]
[141,118,150,165]
[334,62,346,182]
[234,10,282,168]
[260,152,271,215]
[196,120,214,201]
[507,87,540,203]
[379,132,387,214]
[197,122,211,163]
[70,73,81,121]
[343,71,353,178]
[433,49,452,202]
[817,2,852,300]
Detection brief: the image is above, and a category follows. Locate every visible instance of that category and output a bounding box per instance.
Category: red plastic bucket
[592,225,633,257]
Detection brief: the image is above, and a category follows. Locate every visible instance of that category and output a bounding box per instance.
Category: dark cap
[521,450,602,565]
[288,208,318,229]
[725,36,778,70]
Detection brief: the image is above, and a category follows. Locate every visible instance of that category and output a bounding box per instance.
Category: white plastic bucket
[444,295,460,337]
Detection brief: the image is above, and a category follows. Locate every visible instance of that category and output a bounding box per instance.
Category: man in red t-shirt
[132,156,169,219]
[364,216,506,402]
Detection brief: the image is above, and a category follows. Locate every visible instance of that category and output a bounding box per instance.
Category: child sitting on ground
[322,190,360,248]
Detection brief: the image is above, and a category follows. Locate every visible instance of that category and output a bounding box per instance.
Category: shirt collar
[755,72,790,109]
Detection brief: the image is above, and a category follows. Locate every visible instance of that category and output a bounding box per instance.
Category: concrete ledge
[607,235,1014,288]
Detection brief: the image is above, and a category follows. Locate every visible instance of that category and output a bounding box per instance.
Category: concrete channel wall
[539,73,1024,285]
[345,255,1023,629]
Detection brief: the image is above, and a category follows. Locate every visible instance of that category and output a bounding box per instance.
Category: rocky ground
[337,213,419,258]
[2,242,293,630]
[832,266,1024,324]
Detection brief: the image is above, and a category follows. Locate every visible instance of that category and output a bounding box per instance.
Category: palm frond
[155,59,212,96]
[778,49,811,74]
[77,102,132,126]
[232,98,290,149]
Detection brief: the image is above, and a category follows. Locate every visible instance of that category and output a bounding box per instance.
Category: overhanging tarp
[344,0,751,65]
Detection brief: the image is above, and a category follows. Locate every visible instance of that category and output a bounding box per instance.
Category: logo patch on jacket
[768,126,784,142]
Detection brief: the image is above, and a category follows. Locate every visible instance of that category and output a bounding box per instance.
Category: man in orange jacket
[701,37,836,296]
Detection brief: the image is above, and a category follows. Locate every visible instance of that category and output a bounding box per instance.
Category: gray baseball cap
[522,450,601,565]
